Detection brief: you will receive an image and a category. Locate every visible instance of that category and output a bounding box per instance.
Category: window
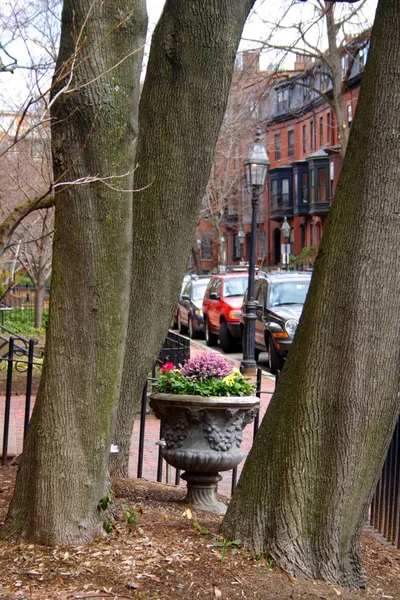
[288,130,294,158]
[330,161,335,198]
[271,179,278,207]
[302,125,307,154]
[318,169,327,202]
[258,231,266,260]
[310,169,315,203]
[282,178,289,204]
[201,236,212,260]
[310,120,315,152]
[277,88,289,112]
[359,44,369,68]
[300,224,306,249]
[233,235,241,261]
[347,104,353,128]
[301,172,308,203]
[274,134,281,161]
[327,112,332,145]
[319,116,324,147]
[233,146,239,171]
[342,54,349,78]
[320,71,330,91]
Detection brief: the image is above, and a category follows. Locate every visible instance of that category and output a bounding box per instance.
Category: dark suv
[177,275,211,338]
[202,270,248,353]
[246,271,311,373]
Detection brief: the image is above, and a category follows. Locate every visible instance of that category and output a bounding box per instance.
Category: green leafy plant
[212,536,241,562]
[154,355,255,397]
[121,503,140,525]
[103,520,113,534]
[98,491,114,512]
[192,520,209,535]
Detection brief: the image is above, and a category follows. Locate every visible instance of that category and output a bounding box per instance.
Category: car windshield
[192,283,209,301]
[223,277,248,298]
[268,280,310,307]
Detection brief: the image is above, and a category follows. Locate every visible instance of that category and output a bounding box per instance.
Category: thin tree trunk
[222,0,400,586]
[2,0,147,544]
[325,2,349,157]
[192,245,203,275]
[110,0,256,477]
[34,283,45,329]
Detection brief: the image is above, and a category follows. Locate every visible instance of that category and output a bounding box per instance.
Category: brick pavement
[0,341,276,497]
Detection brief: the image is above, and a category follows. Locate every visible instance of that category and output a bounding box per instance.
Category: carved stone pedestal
[149,393,259,515]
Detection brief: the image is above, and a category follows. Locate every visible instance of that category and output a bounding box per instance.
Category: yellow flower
[222,373,236,385]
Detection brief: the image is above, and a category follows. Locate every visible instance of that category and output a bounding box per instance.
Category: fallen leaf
[333,586,342,596]
[213,584,222,598]
[182,508,193,520]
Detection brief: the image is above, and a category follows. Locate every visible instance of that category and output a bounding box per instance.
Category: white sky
[0,0,378,112]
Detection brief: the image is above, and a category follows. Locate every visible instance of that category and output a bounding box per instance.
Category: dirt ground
[0,467,399,600]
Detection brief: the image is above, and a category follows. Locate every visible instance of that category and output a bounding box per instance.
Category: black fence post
[2,338,14,465]
[137,381,148,479]
[23,338,35,444]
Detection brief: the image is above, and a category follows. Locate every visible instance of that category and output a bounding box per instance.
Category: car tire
[178,312,186,335]
[205,318,218,347]
[188,316,198,340]
[219,321,235,353]
[267,337,284,375]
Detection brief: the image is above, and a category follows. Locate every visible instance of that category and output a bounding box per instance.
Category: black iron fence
[0,329,399,548]
[370,417,400,548]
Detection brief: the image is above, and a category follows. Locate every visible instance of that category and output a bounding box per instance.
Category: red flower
[161,361,175,374]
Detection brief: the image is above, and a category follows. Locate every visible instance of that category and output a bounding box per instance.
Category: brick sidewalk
[1,341,275,498]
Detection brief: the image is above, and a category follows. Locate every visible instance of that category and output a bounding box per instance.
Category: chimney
[294,53,312,71]
[241,50,260,73]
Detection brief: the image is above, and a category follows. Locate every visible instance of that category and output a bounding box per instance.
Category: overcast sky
[0,0,378,111]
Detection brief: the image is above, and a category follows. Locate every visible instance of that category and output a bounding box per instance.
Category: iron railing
[1,329,399,548]
[370,416,400,548]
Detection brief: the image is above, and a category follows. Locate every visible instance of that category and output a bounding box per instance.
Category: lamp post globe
[240,127,269,375]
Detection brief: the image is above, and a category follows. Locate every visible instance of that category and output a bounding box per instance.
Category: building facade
[196,33,370,272]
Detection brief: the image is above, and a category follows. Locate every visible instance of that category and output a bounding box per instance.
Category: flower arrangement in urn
[150,353,259,515]
[154,354,255,397]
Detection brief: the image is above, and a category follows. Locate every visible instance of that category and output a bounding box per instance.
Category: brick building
[196,33,370,272]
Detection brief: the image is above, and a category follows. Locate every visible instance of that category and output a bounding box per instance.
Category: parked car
[177,275,211,338]
[171,274,191,329]
[202,269,248,353]
[243,271,311,374]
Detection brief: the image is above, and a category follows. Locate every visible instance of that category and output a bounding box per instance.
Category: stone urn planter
[149,392,259,515]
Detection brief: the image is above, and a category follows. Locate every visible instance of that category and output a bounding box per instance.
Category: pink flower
[161,361,175,374]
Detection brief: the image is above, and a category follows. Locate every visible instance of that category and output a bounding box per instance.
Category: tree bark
[222,0,400,586]
[2,0,147,544]
[325,2,349,157]
[34,283,45,329]
[110,0,256,476]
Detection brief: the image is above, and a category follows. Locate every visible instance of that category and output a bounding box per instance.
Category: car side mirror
[181,294,190,300]
[209,292,219,300]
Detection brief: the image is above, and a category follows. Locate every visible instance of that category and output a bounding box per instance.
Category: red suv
[202,270,248,353]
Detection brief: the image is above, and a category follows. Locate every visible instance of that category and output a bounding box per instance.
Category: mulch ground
[0,467,399,600]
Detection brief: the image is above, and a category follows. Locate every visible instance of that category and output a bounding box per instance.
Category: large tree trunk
[2,0,147,544]
[222,0,400,587]
[110,0,256,477]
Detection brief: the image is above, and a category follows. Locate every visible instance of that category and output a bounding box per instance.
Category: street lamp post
[281,216,291,271]
[240,127,270,375]
[237,227,245,264]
